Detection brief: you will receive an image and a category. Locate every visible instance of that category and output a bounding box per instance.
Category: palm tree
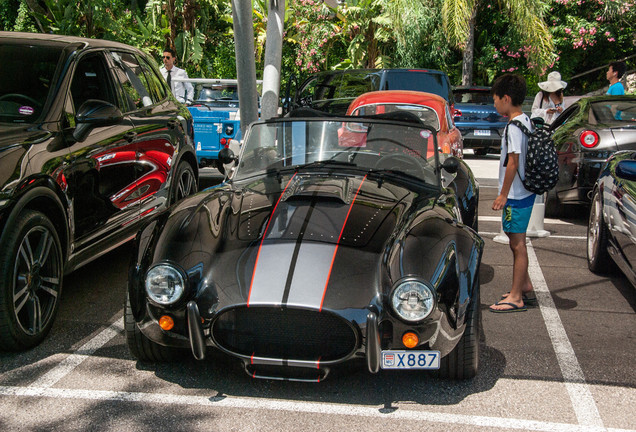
[442,0,554,85]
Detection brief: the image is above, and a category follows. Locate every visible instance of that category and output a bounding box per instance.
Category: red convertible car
[346,91,463,158]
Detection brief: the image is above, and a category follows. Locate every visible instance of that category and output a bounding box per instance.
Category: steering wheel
[374,153,427,179]
[0,93,42,108]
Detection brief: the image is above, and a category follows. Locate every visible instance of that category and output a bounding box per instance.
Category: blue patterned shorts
[502,195,535,234]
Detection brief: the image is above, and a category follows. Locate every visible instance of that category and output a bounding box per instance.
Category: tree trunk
[261,0,285,121]
[461,8,477,86]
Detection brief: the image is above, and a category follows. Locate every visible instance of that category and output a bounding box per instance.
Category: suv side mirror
[73,100,123,142]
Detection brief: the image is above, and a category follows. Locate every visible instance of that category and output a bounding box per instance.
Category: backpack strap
[503,119,530,181]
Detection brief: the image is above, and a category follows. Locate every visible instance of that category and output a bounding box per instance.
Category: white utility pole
[231,0,260,135]
[261,0,286,121]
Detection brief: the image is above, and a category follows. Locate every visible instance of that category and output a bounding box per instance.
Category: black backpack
[504,119,559,195]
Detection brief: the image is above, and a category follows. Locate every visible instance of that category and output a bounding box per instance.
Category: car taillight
[580,130,600,148]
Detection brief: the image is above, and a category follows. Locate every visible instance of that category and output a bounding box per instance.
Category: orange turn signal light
[402,332,419,348]
[159,315,175,331]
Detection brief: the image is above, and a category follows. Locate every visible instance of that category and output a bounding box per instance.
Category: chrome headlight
[145,264,186,305]
[390,279,435,322]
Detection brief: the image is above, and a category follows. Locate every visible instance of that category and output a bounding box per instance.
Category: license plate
[381,350,441,370]
[474,129,491,136]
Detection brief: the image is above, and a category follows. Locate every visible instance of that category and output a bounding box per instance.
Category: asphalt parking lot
[1,154,635,432]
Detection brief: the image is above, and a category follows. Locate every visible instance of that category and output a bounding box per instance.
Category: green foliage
[2,0,634,92]
[1,0,19,31]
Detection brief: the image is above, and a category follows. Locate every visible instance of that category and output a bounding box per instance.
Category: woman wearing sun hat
[531,71,568,125]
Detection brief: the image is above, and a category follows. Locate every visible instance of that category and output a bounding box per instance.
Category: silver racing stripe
[248,175,368,309]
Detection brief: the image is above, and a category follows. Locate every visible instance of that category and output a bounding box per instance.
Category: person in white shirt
[531,71,568,125]
[160,48,194,104]
[490,74,536,314]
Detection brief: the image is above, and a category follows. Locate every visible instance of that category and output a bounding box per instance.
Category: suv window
[109,51,154,112]
[138,55,168,102]
[304,71,381,103]
[0,42,63,123]
[70,54,117,112]
[383,71,452,104]
[294,69,453,114]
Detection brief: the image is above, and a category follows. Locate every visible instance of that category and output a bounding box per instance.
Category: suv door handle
[124,131,137,142]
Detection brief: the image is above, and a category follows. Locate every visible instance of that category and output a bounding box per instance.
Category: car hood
[0,123,51,149]
[152,173,438,311]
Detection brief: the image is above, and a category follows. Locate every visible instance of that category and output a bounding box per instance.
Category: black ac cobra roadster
[126,110,484,381]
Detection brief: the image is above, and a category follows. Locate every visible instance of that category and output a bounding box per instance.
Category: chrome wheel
[13,225,62,336]
[173,162,197,203]
[587,192,601,263]
[1,210,63,350]
[587,189,611,273]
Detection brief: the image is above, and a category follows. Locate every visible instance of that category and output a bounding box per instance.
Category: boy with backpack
[490,74,536,313]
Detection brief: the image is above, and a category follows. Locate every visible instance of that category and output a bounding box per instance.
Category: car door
[107,50,186,215]
[550,103,582,198]
[610,160,636,271]
[63,50,141,253]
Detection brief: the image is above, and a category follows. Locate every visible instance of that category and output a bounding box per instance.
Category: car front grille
[212,307,358,361]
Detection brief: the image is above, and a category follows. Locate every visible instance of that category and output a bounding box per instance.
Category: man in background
[160,48,194,104]
[606,61,626,95]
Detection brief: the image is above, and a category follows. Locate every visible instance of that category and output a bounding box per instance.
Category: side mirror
[215,147,237,176]
[531,117,546,128]
[616,160,636,182]
[73,100,123,142]
[441,156,460,174]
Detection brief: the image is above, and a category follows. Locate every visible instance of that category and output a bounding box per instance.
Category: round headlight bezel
[389,277,436,323]
[145,263,188,306]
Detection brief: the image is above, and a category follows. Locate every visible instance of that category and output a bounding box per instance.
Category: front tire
[171,161,197,205]
[587,188,612,273]
[0,210,63,351]
[437,281,480,380]
[124,294,183,362]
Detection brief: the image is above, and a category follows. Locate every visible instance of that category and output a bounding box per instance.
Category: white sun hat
[538,71,568,92]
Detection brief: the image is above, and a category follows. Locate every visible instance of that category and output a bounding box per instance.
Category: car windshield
[351,104,440,131]
[453,89,493,104]
[0,42,64,123]
[194,85,239,102]
[233,118,440,187]
[591,99,636,123]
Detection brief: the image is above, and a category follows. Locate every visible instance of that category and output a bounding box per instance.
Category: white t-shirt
[499,113,533,200]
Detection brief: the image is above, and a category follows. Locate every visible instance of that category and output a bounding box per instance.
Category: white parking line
[479,231,587,241]
[479,215,576,225]
[527,242,604,428]
[0,242,614,431]
[28,310,124,389]
[1,385,633,432]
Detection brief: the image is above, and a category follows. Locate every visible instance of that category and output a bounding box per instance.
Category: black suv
[0,32,199,350]
[287,68,455,115]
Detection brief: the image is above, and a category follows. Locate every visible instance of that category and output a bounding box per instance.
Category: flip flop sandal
[489,301,528,313]
[501,292,538,305]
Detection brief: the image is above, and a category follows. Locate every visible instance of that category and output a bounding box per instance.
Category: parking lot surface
[1,157,635,432]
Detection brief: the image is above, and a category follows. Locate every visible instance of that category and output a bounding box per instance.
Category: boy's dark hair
[610,61,626,78]
[491,74,527,106]
[163,47,177,58]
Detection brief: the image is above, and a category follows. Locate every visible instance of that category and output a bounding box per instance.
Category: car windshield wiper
[297,160,358,169]
[368,168,439,189]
